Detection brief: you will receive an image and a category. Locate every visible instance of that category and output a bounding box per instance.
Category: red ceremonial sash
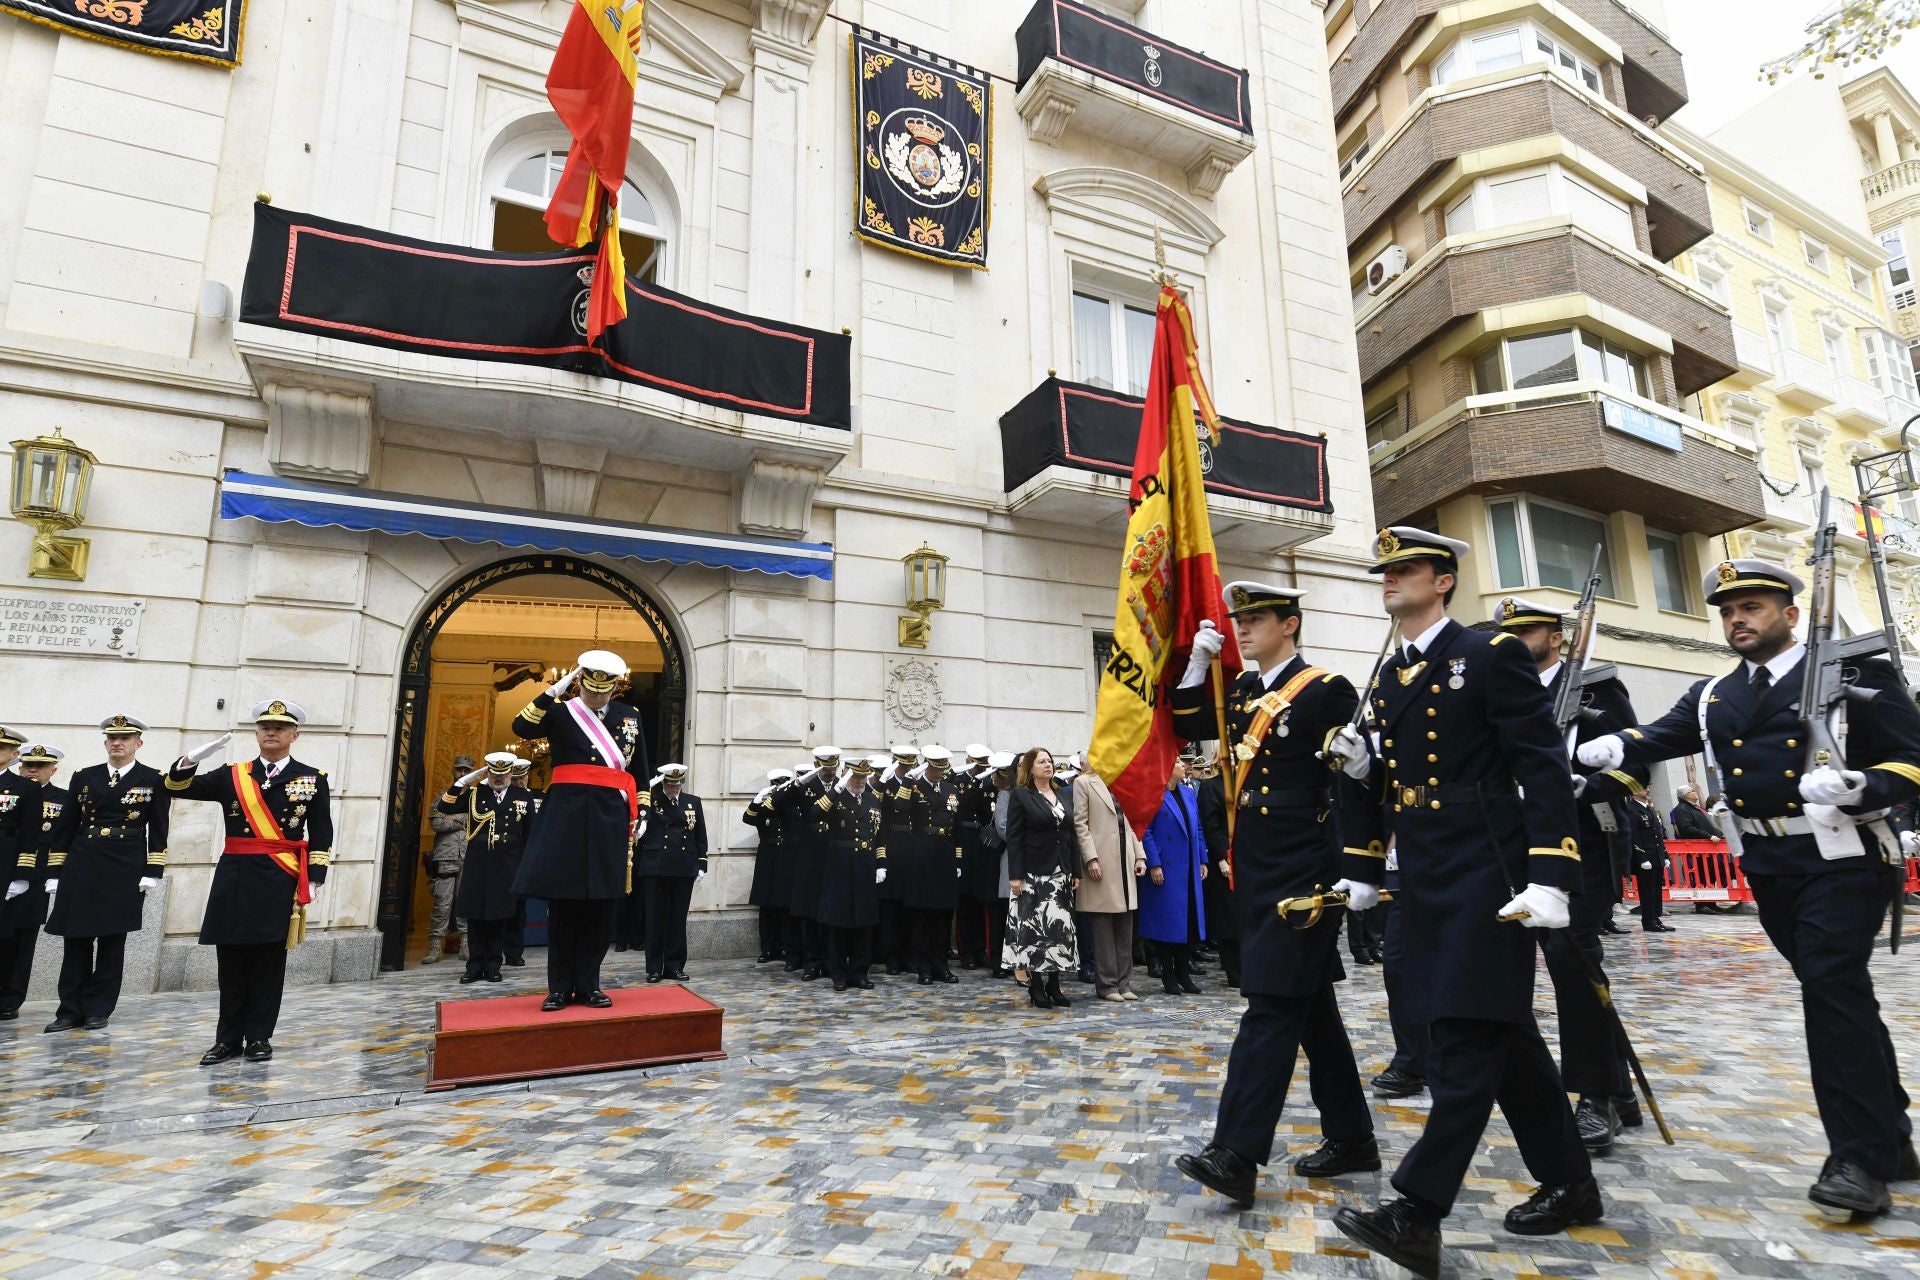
[550,762,639,822]
[225,764,311,906]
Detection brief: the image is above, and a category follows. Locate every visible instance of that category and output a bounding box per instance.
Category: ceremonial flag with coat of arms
[1089,285,1242,835]
[543,0,645,340]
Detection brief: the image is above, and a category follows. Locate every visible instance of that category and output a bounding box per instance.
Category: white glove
[1330,878,1379,912]
[1179,620,1225,688]
[1324,724,1372,780]
[753,787,773,806]
[908,763,927,781]
[1638,860,1654,870]
[1571,774,1588,799]
[632,818,648,844]
[5,880,25,901]
[44,879,57,898]
[1575,735,1625,771]
[696,869,707,882]
[138,876,161,894]
[455,767,487,789]
[955,865,962,878]
[1498,883,1570,929]
[547,666,581,697]
[184,732,233,765]
[1798,766,1867,806]
[875,867,888,884]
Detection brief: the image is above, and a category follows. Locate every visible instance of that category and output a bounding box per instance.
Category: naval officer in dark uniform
[435,751,533,985]
[814,754,887,991]
[511,649,650,1012]
[637,763,707,983]
[0,730,48,1021]
[746,767,795,963]
[45,714,171,1033]
[1330,529,1597,1278]
[775,746,842,979]
[166,700,332,1063]
[1495,595,1648,1154]
[1580,557,1920,1218]
[903,746,964,985]
[1169,582,1382,1208]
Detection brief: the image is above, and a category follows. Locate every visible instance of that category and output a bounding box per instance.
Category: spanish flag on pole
[1088,285,1242,835]
[544,0,645,340]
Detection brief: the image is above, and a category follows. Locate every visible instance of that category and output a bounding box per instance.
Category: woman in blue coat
[1138,759,1207,996]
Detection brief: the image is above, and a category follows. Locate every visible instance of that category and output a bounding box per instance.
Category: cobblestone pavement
[0,912,1916,1279]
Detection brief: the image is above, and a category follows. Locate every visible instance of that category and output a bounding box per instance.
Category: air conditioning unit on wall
[1367,245,1409,294]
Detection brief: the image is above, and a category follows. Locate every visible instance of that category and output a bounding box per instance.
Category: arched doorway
[377,554,687,971]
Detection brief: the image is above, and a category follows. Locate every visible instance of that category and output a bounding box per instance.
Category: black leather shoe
[582,990,614,1009]
[784,959,803,973]
[0,1009,18,1021]
[1810,1157,1891,1217]
[199,1043,238,1066]
[757,952,779,964]
[1504,1176,1604,1235]
[833,980,848,991]
[82,1016,109,1030]
[1045,977,1072,1007]
[1333,1199,1442,1280]
[854,978,875,990]
[612,942,629,953]
[1898,1137,1919,1182]
[1644,921,1676,933]
[1575,1097,1620,1155]
[1292,1136,1382,1178]
[484,973,503,983]
[1601,921,1626,936]
[933,971,959,984]
[1175,1144,1256,1208]
[458,973,480,984]
[540,993,568,1012]
[802,966,824,981]
[1370,1066,1425,1098]
[243,1041,273,1062]
[918,973,933,985]
[505,957,526,967]
[42,1017,76,1033]
[1351,951,1378,966]
[646,972,663,983]
[1615,1094,1643,1129]
[667,969,688,981]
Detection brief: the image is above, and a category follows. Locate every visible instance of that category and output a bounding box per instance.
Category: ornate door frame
[376,554,688,971]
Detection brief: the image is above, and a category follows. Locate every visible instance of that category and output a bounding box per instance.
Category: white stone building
[0,0,1375,989]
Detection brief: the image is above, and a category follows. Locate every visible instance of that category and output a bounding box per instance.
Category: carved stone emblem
[885,658,943,734]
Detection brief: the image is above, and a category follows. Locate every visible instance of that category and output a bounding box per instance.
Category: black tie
[1751,666,1772,697]
[1405,644,1422,664]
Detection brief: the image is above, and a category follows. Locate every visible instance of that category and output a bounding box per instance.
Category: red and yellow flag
[544,0,646,340]
[1089,286,1242,835]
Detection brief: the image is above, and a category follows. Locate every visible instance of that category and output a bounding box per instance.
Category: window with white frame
[1866,328,1920,403]
[1072,286,1157,395]
[1821,321,1848,380]
[1694,257,1731,304]
[1486,496,1618,595]
[1646,529,1692,613]
[1744,200,1775,243]
[1847,258,1875,296]
[1762,296,1792,353]
[492,147,667,283]
[1800,448,1827,499]
[1430,21,1603,91]
[1881,228,1914,309]
[1439,163,1633,248]
[1802,234,1831,274]
[1533,29,1602,92]
[1338,130,1373,181]
[1470,327,1647,397]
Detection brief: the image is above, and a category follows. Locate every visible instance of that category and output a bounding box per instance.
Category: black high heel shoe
[1045,974,1072,1007]
[1028,975,1053,1009]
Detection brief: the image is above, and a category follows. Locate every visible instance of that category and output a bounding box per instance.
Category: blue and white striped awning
[219,470,834,580]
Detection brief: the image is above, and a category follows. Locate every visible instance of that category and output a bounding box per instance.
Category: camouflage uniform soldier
[422,755,474,964]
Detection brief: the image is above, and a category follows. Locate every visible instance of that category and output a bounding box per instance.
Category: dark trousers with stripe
[56,933,126,1023]
[215,941,288,1045]
[1214,984,1372,1165]
[1381,896,1427,1077]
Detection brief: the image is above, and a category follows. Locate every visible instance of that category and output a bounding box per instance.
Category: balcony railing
[1759,481,1814,532]
[1863,159,1920,201]
[1766,348,1840,408]
[1835,375,1892,429]
[1732,325,1773,376]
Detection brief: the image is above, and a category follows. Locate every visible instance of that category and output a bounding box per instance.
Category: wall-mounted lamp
[898,542,949,648]
[10,427,96,581]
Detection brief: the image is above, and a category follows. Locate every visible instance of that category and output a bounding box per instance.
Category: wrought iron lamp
[10,427,96,581]
[898,542,949,648]
[1852,413,1920,660]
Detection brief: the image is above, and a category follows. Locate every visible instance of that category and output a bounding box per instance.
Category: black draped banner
[1015,0,1251,135]
[852,27,992,270]
[240,203,852,431]
[1,0,247,67]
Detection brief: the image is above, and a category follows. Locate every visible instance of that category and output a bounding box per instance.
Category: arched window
[491,148,667,283]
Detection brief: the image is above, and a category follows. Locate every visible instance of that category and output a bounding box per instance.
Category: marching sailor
[512,650,650,1012]
[44,715,170,1033]
[0,730,48,1021]
[1169,582,1382,1207]
[1328,530,1598,1277]
[166,700,331,1063]
[435,751,533,985]
[1495,595,1648,1154]
[637,763,706,983]
[1578,558,1920,1216]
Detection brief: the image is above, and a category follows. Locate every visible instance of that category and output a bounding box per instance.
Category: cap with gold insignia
[577,649,629,694]
[1369,525,1470,574]
[251,699,306,727]
[659,763,688,784]
[769,767,795,785]
[484,751,516,775]
[965,743,991,763]
[812,745,843,764]
[1703,558,1804,606]
[890,743,919,763]
[99,714,147,736]
[865,754,890,773]
[511,757,532,774]
[1494,596,1565,629]
[921,744,951,767]
[847,757,877,777]
[1223,580,1307,617]
[988,751,1016,773]
[19,743,64,764]
[0,727,23,748]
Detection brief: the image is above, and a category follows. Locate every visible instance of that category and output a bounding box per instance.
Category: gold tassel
[286,902,305,951]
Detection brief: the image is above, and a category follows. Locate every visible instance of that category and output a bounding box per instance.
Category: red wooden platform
[426,986,725,1091]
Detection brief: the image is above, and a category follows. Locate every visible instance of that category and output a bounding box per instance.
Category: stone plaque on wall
[0,587,143,657]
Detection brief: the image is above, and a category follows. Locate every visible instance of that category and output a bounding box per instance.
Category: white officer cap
[890,743,919,761]
[964,743,991,762]
[1703,558,1805,605]
[99,714,148,736]
[988,751,1016,771]
[577,649,629,693]
[768,767,795,784]
[484,751,516,774]
[19,743,64,764]
[511,757,532,773]
[251,699,306,727]
[1369,526,1470,573]
[867,753,892,772]
[812,745,842,763]
[921,744,951,766]
[1493,596,1565,629]
[1223,581,1307,617]
[660,763,688,783]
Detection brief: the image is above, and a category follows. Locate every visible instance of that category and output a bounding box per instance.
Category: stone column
[746,1,830,320]
[1875,111,1902,172]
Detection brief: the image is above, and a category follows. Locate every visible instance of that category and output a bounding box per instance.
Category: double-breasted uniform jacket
[636,789,708,880]
[1561,669,1647,914]
[47,761,171,939]
[1616,652,1920,877]
[745,790,788,910]
[510,693,650,901]
[1171,654,1377,999]
[773,772,832,920]
[900,773,963,911]
[876,771,913,905]
[1364,620,1581,1023]
[165,757,333,946]
[434,783,533,922]
[814,783,885,930]
[0,771,46,935]
[956,771,1001,902]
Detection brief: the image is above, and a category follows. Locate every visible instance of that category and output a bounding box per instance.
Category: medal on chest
[1448,657,1466,691]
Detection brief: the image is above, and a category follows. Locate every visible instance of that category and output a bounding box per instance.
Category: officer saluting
[512,650,650,1012]
[813,754,888,992]
[1496,596,1648,1155]
[1329,529,1598,1278]
[1579,557,1920,1217]
[637,763,706,984]
[436,751,532,985]
[1170,582,1384,1208]
[0,730,48,1021]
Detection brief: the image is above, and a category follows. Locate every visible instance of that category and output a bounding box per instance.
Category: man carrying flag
[543,0,646,340]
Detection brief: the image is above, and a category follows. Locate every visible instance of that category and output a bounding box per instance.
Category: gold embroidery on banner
[170,5,224,41]
[905,67,944,99]
[958,82,984,114]
[77,0,146,24]
[907,216,944,247]
[957,226,983,257]
[863,51,895,79]
[863,197,894,235]
[866,110,881,129]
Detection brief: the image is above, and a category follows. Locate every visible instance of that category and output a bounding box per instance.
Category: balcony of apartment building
[1331,0,1687,130]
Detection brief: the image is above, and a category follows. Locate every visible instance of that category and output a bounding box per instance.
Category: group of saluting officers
[1154,525,1917,1278]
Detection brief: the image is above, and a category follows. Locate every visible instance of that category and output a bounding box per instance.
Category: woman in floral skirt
[1003,747,1082,1008]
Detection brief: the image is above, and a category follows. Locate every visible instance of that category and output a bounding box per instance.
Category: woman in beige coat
[1071,766,1146,1001]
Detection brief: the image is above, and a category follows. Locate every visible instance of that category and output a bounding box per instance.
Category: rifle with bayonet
[1551,544,1614,755]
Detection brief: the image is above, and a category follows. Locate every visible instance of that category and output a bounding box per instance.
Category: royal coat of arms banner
[852,28,992,270]
[1,0,247,67]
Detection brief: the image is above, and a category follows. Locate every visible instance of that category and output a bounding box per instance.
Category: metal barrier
[1622,838,1920,903]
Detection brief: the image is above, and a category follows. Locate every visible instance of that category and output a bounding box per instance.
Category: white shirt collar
[258,757,286,778]
[1403,616,1449,660]
[1537,659,1563,689]
[1259,653,1303,688]
[1744,641,1806,685]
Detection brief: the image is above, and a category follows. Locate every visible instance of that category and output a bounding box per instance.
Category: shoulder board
[1320,672,1339,683]
[1488,632,1515,646]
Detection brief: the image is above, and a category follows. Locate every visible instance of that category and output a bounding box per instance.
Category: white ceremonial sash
[566,698,626,769]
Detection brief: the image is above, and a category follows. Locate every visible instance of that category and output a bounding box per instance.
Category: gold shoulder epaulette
[1489,632,1514,646]
[163,774,192,792]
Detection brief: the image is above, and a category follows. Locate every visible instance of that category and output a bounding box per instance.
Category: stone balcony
[1862,159,1920,203]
